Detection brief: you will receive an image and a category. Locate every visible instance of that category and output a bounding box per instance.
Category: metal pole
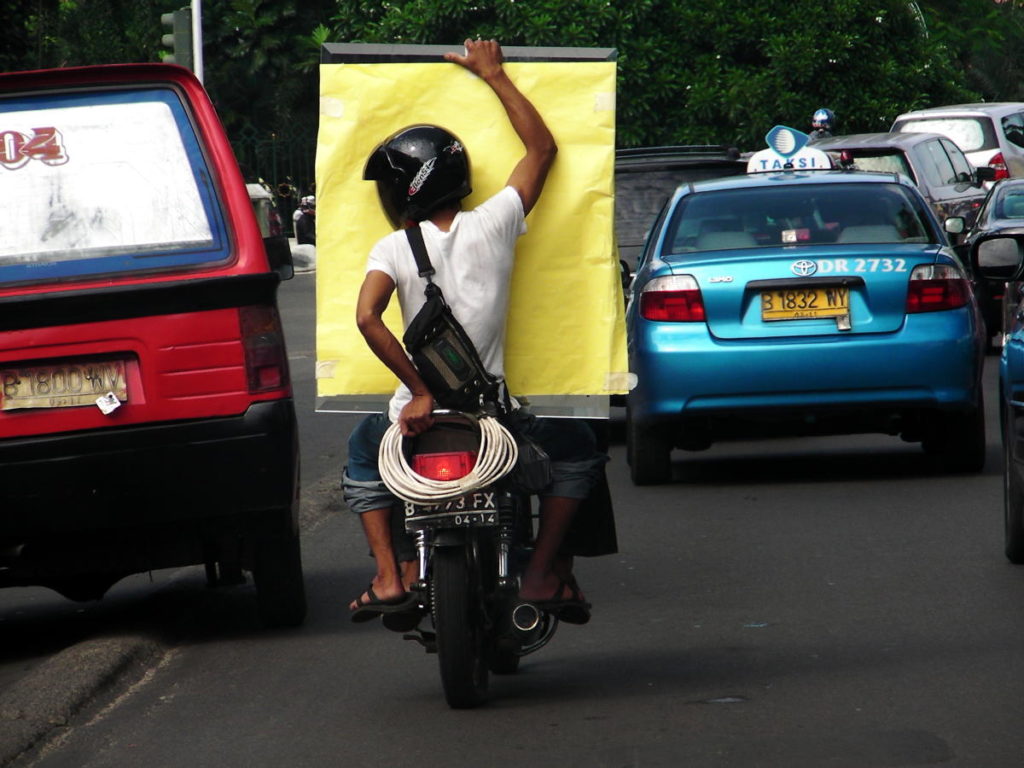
[191,0,204,84]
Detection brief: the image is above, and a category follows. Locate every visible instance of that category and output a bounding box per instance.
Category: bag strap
[403,224,510,413]
[405,225,435,280]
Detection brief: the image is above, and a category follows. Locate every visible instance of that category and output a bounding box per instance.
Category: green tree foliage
[920,0,1024,100]
[203,0,330,134]
[14,0,168,70]
[321,0,976,147]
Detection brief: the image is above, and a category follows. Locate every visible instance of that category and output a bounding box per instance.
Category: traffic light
[160,8,194,71]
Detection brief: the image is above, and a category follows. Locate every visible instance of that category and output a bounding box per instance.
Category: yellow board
[314,55,627,411]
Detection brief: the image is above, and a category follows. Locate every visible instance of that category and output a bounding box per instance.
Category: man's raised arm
[444,39,557,216]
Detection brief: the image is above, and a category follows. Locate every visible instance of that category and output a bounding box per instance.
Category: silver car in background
[891,103,1024,180]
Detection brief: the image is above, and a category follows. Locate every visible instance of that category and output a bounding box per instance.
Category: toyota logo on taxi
[791,260,817,277]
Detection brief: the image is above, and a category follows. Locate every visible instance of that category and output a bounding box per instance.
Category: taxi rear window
[0,86,229,285]
[843,151,914,184]
[665,182,936,253]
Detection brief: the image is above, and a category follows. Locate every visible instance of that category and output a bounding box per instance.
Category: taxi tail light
[988,152,1010,181]
[239,305,290,393]
[906,264,971,313]
[640,275,706,322]
[412,451,477,481]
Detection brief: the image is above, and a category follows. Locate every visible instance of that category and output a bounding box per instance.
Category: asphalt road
[3,272,1024,767]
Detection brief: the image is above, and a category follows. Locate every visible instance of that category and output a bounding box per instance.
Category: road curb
[0,635,161,765]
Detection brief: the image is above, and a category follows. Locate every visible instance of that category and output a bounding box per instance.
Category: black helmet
[363,124,471,229]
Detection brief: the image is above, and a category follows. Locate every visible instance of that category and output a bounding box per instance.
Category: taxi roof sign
[747,125,832,173]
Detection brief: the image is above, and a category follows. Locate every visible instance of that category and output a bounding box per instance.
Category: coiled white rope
[379,414,519,504]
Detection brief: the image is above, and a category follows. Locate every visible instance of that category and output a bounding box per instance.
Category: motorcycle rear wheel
[432,546,489,708]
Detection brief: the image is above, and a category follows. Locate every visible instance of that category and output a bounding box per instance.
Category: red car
[0,64,304,626]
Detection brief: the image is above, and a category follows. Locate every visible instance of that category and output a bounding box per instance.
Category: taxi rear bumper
[629,309,983,438]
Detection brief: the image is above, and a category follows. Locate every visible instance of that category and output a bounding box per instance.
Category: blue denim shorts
[341,410,604,516]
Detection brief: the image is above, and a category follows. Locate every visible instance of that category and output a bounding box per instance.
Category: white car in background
[891,103,1024,180]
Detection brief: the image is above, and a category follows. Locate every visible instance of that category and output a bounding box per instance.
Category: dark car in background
[615,145,747,274]
[958,178,1024,346]
[812,132,993,230]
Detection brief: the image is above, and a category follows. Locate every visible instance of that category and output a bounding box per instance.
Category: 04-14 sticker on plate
[0,360,127,411]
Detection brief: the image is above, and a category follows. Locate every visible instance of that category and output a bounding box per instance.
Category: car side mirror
[974,233,1024,281]
[976,166,998,184]
[944,216,966,236]
[264,235,294,281]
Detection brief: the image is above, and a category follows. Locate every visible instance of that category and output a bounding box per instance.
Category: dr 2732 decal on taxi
[815,258,908,274]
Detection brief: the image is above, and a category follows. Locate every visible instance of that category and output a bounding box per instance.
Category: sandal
[350,584,419,623]
[526,577,592,625]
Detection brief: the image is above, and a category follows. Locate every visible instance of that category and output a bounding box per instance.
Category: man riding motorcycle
[341,39,604,626]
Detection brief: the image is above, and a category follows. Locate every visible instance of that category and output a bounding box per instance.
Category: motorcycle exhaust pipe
[511,602,541,632]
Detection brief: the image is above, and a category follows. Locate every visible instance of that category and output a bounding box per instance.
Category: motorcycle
[379,410,559,709]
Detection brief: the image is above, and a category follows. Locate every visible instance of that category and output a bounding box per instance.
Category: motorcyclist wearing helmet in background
[343,39,604,625]
[295,195,316,246]
[808,107,836,142]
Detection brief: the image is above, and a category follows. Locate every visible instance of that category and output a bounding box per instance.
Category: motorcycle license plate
[404,491,498,528]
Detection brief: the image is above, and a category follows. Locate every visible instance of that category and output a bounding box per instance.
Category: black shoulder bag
[401,225,503,412]
[402,226,551,493]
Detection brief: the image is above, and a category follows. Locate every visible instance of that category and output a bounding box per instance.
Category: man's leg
[348,506,406,609]
[519,495,582,602]
[510,412,603,604]
[342,413,414,611]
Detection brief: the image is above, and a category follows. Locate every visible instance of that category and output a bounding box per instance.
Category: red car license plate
[0,360,128,411]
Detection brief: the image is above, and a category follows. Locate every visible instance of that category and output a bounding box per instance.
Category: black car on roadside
[811,132,994,230]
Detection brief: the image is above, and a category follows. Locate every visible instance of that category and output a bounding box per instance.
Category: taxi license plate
[761,285,850,321]
[404,490,499,528]
[0,360,128,411]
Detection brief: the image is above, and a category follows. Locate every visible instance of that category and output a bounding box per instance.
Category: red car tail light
[989,152,1010,180]
[412,451,477,481]
[906,264,971,313]
[639,275,706,322]
[239,305,289,393]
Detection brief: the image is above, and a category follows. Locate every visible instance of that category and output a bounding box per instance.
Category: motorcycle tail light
[989,152,1010,181]
[906,264,971,313]
[639,275,706,322]
[239,305,290,393]
[412,451,477,481]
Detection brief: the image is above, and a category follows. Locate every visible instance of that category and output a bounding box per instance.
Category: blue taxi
[626,130,986,484]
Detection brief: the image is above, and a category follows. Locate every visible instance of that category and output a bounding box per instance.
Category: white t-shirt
[365,186,526,422]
